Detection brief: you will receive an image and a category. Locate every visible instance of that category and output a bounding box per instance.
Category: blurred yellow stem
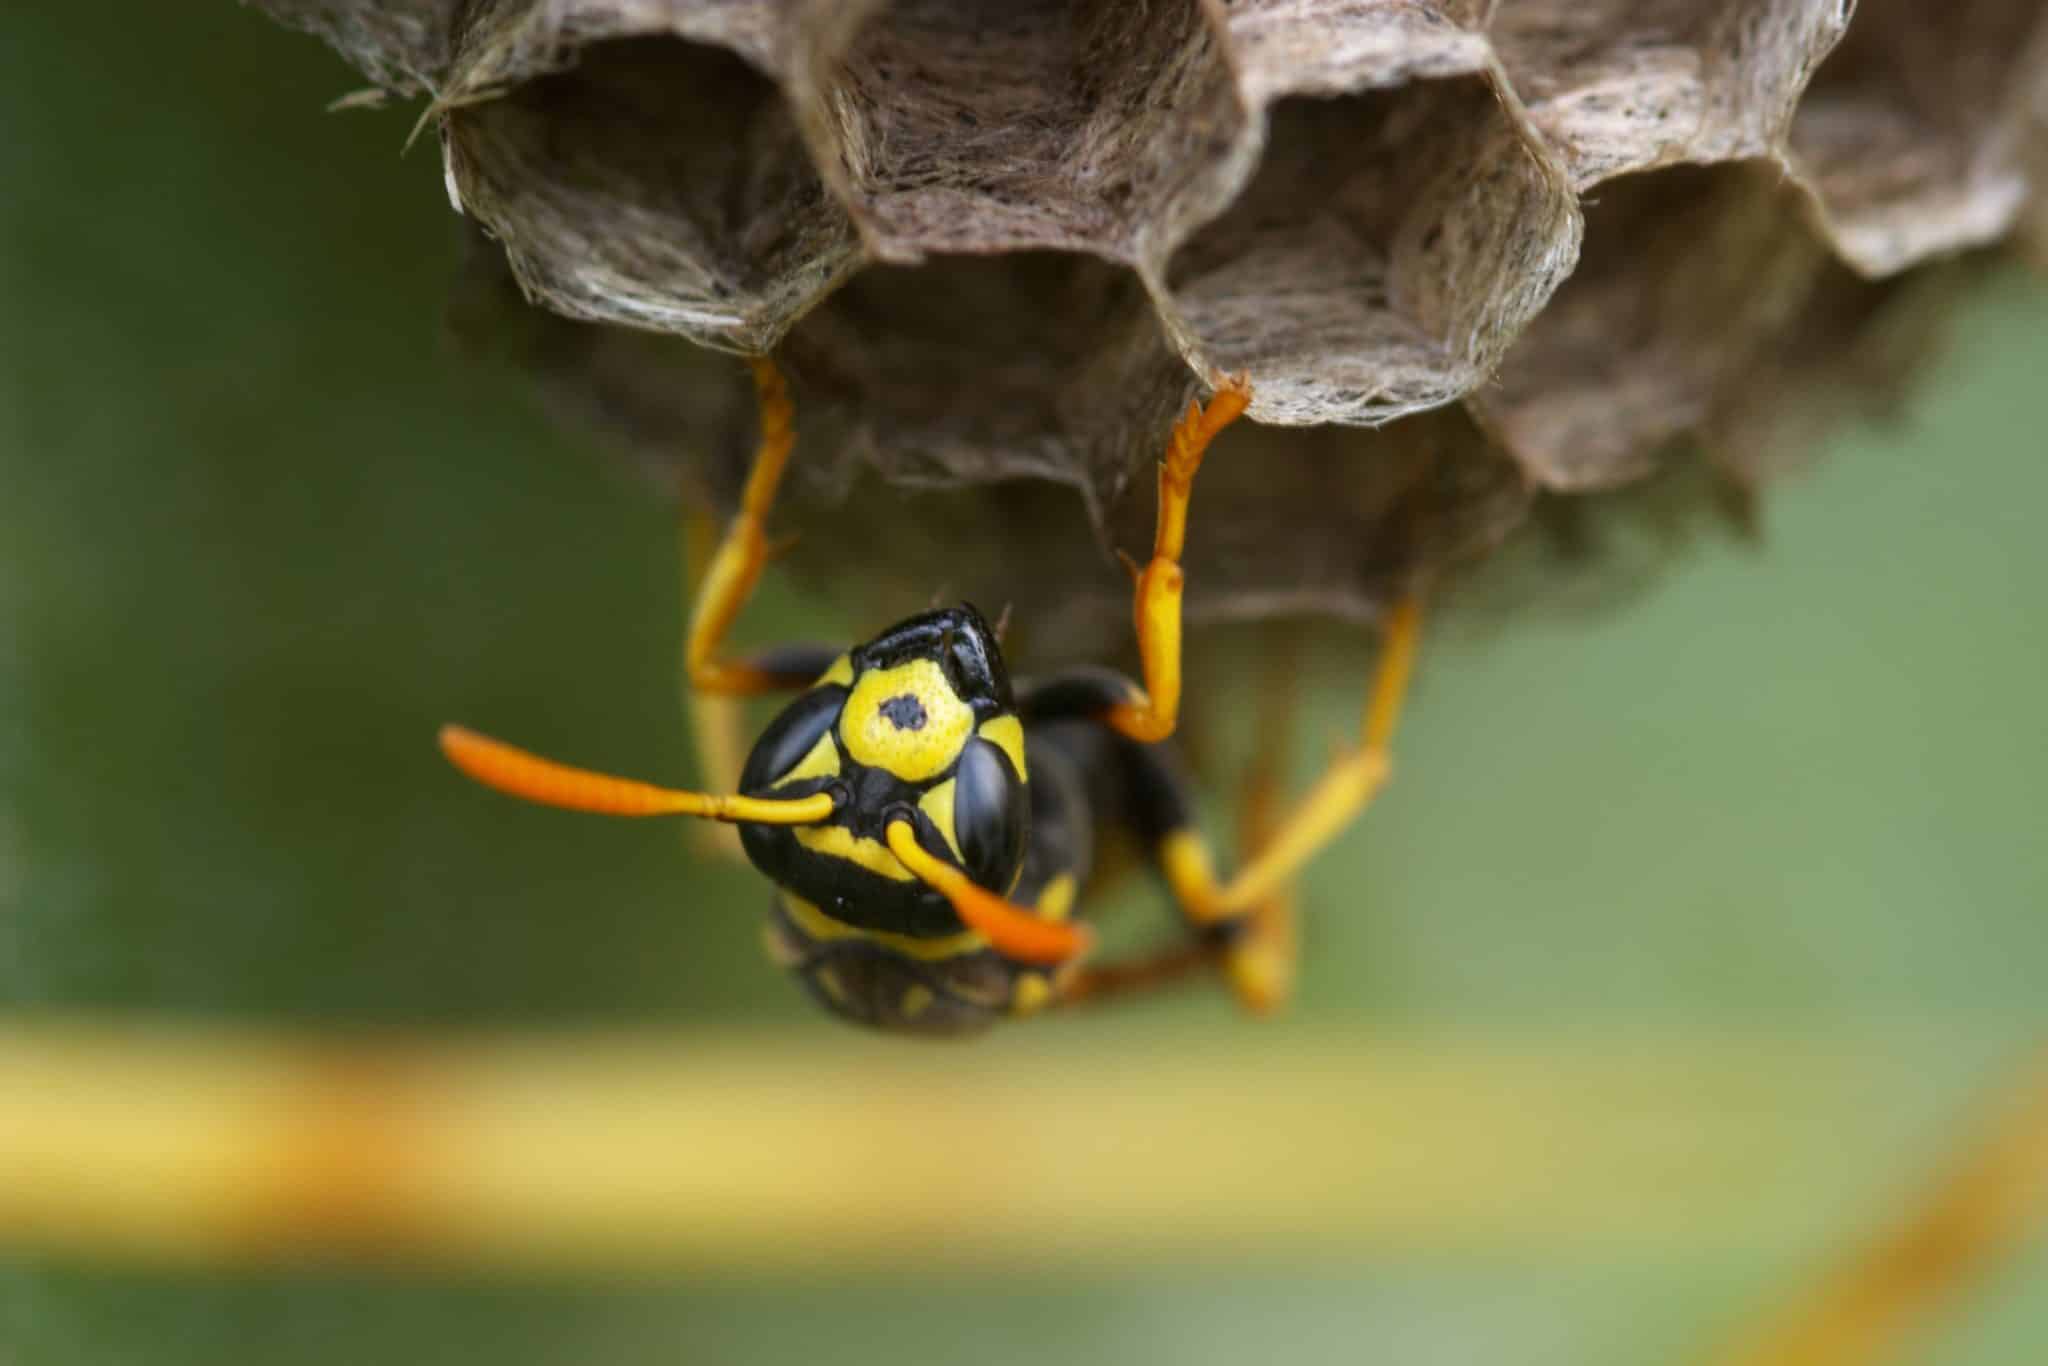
[0,1020,2035,1292]
[1709,1047,2048,1366]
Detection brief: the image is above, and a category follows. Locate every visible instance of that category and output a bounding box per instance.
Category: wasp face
[737,605,1030,938]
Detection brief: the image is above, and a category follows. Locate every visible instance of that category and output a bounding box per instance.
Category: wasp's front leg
[1105,375,1253,743]
[682,356,844,703]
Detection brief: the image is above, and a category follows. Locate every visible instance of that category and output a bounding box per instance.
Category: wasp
[440,360,1422,1035]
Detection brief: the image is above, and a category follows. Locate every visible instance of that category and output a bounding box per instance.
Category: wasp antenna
[883,821,1092,965]
[438,725,834,825]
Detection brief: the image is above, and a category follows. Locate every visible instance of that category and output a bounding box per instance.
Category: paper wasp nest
[259,0,2048,663]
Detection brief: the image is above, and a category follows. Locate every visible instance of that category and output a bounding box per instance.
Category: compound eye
[950,736,1028,891]
[739,687,845,794]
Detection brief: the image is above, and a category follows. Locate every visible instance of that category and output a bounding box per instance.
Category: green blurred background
[3,7,2045,1363]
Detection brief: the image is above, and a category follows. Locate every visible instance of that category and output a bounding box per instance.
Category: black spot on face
[878,694,927,731]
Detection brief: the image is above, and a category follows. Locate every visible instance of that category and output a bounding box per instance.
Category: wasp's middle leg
[1016,376,1252,744]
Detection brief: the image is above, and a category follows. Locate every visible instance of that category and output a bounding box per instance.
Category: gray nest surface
[257,0,2048,661]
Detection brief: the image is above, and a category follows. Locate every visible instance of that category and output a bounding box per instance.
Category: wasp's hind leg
[1218,628,1305,1012]
[1066,598,1421,1013]
[1053,628,1303,1014]
[1162,595,1420,945]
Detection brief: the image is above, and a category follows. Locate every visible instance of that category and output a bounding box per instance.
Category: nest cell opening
[1159,77,1578,428]
[804,0,1245,262]
[778,250,1194,503]
[1489,0,1852,188]
[445,35,858,348]
[1475,160,1829,490]
[1790,0,2048,274]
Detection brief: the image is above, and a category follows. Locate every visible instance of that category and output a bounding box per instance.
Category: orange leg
[1056,940,1217,1009]
[1060,630,1308,1014]
[684,357,808,698]
[1222,630,1303,1013]
[680,503,752,860]
[1103,374,1253,745]
[1161,597,1421,997]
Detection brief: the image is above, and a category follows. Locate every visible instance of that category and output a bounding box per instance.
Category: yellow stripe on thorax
[779,893,988,962]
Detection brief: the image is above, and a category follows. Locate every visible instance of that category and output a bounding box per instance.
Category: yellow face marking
[977,714,1028,780]
[918,779,962,859]
[899,985,935,1021]
[1010,974,1053,1016]
[839,658,973,783]
[793,824,914,881]
[779,894,986,962]
[772,728,840,788]
[816,655,854,688]
[1036,873,1077,923]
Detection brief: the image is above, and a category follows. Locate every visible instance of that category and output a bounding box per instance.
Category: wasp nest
[258,0,2047,662]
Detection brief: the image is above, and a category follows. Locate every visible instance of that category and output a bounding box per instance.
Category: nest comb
[255,0,2048,664]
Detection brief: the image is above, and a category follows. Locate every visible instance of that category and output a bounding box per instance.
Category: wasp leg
[683,357,834,699]
[1054,940,1216,1009]
[1222,629,1303,1012]
[1052,626,1305,1014]
[1158,596,1421,1001]
[1014,376,1251,740]
[676,379,836,861]
[679,504,749,809]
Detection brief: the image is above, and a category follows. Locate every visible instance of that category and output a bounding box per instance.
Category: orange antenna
[883,821,1093,966]
[438,725,836,825]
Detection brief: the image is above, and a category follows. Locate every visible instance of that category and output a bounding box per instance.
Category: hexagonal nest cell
[1490,0,1853,186]
[1789,0,2048,274]
[777,251,1196,504]
[258,0,2047,638]
[798,0,1248,263]
[1472,160,1833,492]
[1158,77,1579,427]
[444,34,860,348]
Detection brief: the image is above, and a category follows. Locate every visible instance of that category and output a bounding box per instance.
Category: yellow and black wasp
[441,360,1421,1034]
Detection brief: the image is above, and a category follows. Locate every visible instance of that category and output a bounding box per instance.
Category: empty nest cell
[443,34,860,349]
[1789,0,2048,275]
[1489,0,1851,188]
[1474,160,1831,491]
[777,251,1197,506]
[796,0,1249,263]
[1158,77,1579,426]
